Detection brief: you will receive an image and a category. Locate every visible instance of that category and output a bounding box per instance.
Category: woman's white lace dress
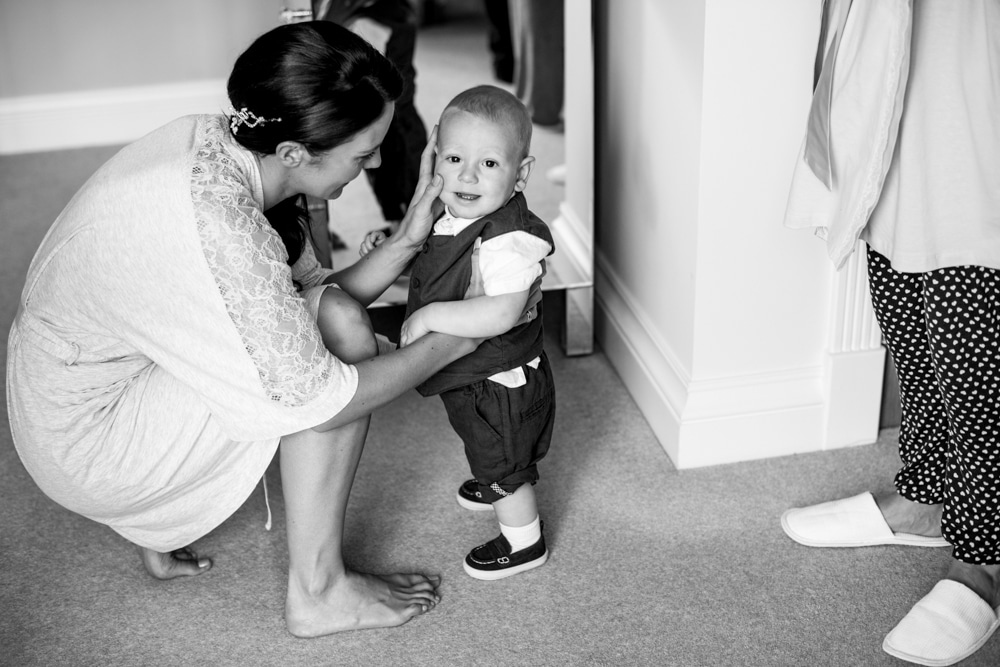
[6,115,357,551]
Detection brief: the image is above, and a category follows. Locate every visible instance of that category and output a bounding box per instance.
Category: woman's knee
[316,288,377,363]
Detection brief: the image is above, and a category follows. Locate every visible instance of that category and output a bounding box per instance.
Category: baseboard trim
[594,265,684,465]
[0,80,228,155]
[595,252,830,469]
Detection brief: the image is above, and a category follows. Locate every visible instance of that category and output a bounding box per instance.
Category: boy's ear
[275,141,307,168]
[514,156,535,192]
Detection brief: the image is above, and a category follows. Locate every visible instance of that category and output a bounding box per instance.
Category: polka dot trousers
[867,246,1000,564]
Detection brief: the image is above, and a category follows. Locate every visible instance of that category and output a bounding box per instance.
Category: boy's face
[435,109,533,219]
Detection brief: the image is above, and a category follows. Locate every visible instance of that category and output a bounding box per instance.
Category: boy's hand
[359,230,387,257]
[399,307,433,348]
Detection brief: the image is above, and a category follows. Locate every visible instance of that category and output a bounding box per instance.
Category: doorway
[309,0,595,355]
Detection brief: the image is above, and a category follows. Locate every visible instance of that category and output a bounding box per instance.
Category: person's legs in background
[313,0,428,241]
[362,2,427,234]
[867,247,1000,582]
[869,247,1000,664]
[866,247,950,535]
[482,0,514,83]
[913,259,1000,604]
[508,0,564,127]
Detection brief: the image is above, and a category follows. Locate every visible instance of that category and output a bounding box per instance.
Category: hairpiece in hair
[229,106,282,134]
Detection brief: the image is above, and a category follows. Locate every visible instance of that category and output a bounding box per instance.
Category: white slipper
[780,492,950,548]
[883,580,1000,666]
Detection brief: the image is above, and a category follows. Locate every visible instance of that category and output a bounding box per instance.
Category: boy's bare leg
[280,422,440,637]
[493,483,538,528]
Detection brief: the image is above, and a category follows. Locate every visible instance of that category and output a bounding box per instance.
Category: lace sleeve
[191,131,341,409]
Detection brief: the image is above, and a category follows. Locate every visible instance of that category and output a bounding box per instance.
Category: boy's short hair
[442,85,533,160]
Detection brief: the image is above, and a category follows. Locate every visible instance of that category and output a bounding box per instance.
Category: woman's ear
[514,156,535,192]
[274,141,307,168]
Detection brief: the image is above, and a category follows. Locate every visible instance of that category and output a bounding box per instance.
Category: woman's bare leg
[138,546,211,579]
[282,288,439,637]
[281,424,439,637]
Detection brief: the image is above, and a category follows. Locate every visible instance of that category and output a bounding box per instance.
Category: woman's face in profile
[299,102,395,200]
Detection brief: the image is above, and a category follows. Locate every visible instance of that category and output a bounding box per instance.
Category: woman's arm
[311,331,476,431]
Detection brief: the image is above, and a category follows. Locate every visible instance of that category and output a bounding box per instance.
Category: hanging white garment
[783,0,913,269]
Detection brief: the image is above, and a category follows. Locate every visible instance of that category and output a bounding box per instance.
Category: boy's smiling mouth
[455,192,480,201]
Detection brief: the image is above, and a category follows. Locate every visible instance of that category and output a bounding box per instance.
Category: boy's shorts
[439,351,555,503]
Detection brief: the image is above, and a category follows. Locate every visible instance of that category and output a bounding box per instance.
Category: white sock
[499,516,541,553]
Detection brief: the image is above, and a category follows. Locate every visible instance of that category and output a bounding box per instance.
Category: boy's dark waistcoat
[406,192,554,396]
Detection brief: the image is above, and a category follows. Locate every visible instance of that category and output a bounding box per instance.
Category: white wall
[563,0,594,252]
[594,0,883,468]
[0,0,278,153]
[695,0,829,379]
[596,0,704,378]
[0,0,277,96]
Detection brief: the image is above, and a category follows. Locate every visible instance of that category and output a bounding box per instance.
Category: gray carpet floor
[3,5,999,667]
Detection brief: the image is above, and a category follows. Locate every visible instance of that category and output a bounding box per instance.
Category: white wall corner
[594,252,687,465]
[822,347,885,449]
[596,238,889,468]
[0,80,228,155]
[594,251,828,469]
[822,240,886,449]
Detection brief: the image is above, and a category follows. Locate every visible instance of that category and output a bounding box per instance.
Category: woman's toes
[139,546,212,580]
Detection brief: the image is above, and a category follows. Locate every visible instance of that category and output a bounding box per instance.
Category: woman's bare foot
[138,546,212,580]
[946,560,1000,608]
[873,492,943,537]
[285,569,441,637]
